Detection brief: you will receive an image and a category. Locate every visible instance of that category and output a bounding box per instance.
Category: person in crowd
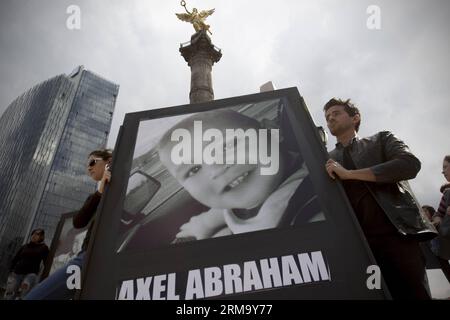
[4,228,49,299]
[422,205,437,224]
[420,205,450,283]
[435,156,450,221]
[427,156,450,283]
[323,98,436,300]
[25,149,112,300]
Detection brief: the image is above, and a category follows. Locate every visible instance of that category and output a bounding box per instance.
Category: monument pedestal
[180,30,222,104]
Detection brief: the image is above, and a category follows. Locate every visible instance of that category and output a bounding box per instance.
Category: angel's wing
[198,8,215,19]
[175,13,193,22]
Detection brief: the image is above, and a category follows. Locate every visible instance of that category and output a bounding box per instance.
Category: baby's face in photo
[159,111,284,210]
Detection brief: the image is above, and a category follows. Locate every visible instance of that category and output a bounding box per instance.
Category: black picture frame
[41,211,88,281]
[79,88,390,300]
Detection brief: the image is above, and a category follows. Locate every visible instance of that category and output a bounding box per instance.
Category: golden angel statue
[176,0,215,35]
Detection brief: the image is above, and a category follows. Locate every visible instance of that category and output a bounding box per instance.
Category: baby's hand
[176,216,209,240]
[175,209,226,240]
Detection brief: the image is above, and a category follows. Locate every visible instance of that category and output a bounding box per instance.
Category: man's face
[443,160,450,182]
[31,231,44,243]
[325,105,358,137]
[159,116,284,210]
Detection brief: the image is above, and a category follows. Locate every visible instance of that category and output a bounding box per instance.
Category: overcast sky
[1,0,449,211]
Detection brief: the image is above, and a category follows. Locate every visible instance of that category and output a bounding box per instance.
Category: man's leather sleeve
[370,131,421,183]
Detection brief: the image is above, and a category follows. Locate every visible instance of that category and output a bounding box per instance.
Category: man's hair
[31,228,45,236]
[89,148,113,160]
[444,155,450,163]
[323,98,361,132]
[31,229,45,243]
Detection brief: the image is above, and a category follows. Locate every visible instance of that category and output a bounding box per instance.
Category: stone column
[180,30,222,104]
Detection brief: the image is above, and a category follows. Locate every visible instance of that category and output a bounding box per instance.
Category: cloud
[0,0,449,209]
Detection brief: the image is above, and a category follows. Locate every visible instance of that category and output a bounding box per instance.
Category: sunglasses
[88,158,103,167]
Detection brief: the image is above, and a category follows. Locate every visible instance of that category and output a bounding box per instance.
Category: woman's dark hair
[421,205,435,216]
[444,155,450,163]
[89,149,113,160]
[441,183,450,193]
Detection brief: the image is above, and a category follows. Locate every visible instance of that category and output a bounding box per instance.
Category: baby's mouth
[223,170,252,192]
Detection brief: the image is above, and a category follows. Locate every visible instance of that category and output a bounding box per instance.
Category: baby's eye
[186,165,201,178]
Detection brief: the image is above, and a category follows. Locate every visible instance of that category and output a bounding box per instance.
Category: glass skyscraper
[0,66,119,282]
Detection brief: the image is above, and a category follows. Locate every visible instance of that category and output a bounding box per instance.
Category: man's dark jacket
[329,131,437,241]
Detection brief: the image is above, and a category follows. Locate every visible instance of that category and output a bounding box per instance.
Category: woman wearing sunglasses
[25,149,112,300]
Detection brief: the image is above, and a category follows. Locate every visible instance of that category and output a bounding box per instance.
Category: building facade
[0,66,119,282]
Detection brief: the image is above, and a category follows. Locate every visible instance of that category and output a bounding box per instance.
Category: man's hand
[325,159,377,182]
[325,159,352,180]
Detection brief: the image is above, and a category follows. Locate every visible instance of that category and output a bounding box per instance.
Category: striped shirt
[436,186,450,217]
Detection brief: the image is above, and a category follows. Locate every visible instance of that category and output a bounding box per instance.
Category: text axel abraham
[117,251,330,300]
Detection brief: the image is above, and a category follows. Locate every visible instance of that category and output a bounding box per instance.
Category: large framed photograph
[80,88,389,300]
[41,212,88,280]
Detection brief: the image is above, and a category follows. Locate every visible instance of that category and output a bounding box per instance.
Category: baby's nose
[209,164,232,179]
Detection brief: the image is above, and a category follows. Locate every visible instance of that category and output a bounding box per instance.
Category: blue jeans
[24,252,85,300]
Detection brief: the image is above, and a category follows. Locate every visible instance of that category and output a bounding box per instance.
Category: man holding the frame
[323,98,436,300]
